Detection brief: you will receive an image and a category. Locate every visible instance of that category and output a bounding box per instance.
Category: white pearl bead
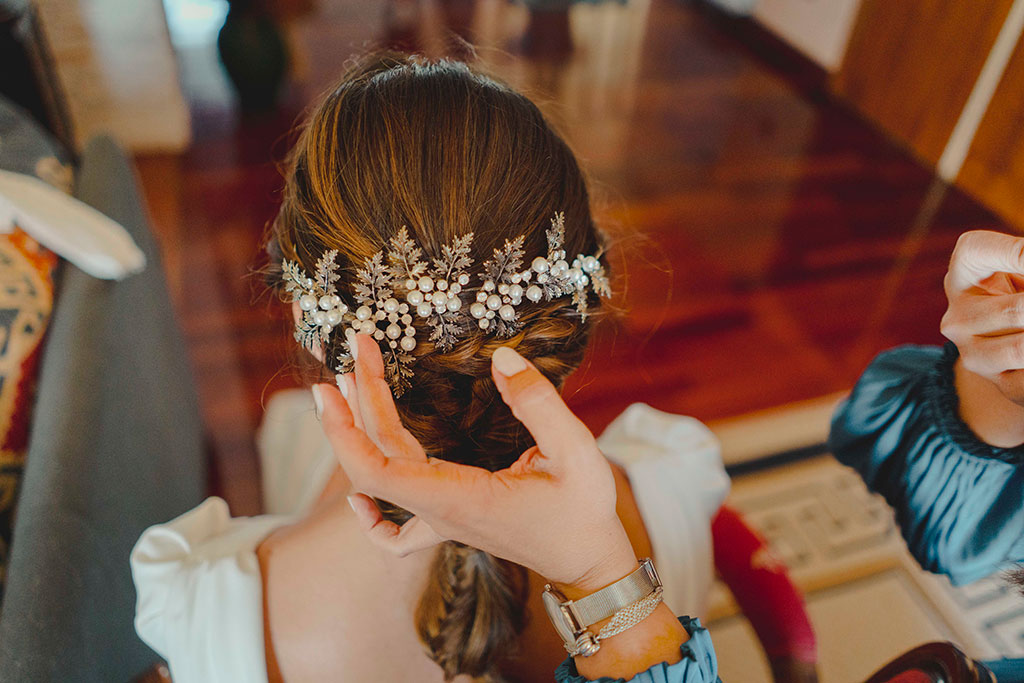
[498,304,516,321]
[470,302,487,319]
[479,318,490,330]
[337,303,349,315]
[537,273,549,284]
[389,340,397,349]
[509,284,523,299]
[485,310,495,319]
[319,295,333,310]
[498,283,509,295]
[424,292,432,302]
[313,310,327,325]
[405,279,417,291]
[511,273,521,284]
[526,285,543,302]
[373,329,385,341]
[322,324,333,334]
[386,323,402,339]
[405,326,416,336]
[532,256,550,273]
[418,276,434,292]
[356,305,372,321]
[437,280,448,291]
[486,294,502,311]
[401,314,413,324]
[375,310,387,321]
[360,320,376,335]
[458,274,470,285]
[521,270,532,282]
[398,303,409,314]
[476,292,488,303]
[407,290,424,306]
[583,256,600,273]
[417,302,433,318]
[446,297,462,312]
[400,336,416,351]
[384,297,400,313]
[483,280,495,292]
[302,277,314,289]
[326,309,343,326]
[568,268,583,283]
[432,291,447,307]
[448,283,461,295]
[299,294,317,311]
[388,312,399,323]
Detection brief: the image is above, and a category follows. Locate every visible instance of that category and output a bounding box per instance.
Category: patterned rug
[704,421,1024,682]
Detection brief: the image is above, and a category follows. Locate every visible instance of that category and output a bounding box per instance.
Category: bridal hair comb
[282,212,610,395]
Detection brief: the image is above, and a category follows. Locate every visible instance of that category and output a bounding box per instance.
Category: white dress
[130,396,730,683]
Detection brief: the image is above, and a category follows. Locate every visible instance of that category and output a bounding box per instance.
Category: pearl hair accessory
[281,212,610,395]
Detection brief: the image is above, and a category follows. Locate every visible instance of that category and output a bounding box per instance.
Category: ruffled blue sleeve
[553,617,720,683]
[829,343,1024,585]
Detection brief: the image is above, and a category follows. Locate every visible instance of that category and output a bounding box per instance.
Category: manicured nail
[345,328,358,359]
[346,495,358,514]
[312,385,324,418]
[492,346,528,377]
[336,373,349,398]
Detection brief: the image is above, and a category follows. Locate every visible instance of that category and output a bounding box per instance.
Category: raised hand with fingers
[318,331,638,592]
[940,230,1024,446]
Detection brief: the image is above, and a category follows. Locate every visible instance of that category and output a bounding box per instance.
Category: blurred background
[3,0,1024,681]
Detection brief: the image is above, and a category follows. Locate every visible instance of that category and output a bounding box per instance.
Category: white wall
[35,0,191,153]
[753,0,863,71]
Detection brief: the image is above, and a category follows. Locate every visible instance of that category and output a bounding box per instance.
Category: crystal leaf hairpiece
[282,212,610,396]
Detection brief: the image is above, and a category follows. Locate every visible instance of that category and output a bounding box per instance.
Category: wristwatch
[542,558,662,657]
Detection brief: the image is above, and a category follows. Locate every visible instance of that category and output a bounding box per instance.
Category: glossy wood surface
[138,0,1012,514]
[959,34,1024,229]
[833,0,1012,167]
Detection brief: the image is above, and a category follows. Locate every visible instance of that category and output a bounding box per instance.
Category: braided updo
[269,53,606,682]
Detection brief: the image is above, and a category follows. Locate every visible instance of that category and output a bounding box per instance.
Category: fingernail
[336,373,349,398]
[346,495,358,514]
[492,346,527,377]
[345,328,358,359]
[312,385,324,418]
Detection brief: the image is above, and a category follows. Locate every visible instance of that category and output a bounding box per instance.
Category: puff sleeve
[829,344,1024,585]
[130,497,290,683]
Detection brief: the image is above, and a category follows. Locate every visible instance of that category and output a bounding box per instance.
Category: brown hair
[269,53,606,682]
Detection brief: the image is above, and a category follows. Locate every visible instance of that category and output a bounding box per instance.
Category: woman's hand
[941,230,1024,446]
[318,332,638,593]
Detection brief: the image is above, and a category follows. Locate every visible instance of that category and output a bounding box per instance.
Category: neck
[316,464,353,507]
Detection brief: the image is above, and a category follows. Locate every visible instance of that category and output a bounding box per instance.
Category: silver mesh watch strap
[568,558,661,628]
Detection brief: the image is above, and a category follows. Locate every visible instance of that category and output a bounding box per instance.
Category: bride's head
[269,53,607,681]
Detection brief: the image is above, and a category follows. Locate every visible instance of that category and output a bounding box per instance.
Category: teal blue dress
[829,343,1024,586]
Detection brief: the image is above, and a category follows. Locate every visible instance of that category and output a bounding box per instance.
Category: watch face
[542,590,577,645]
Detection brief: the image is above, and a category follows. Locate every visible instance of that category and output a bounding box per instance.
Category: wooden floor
[138,0,1012,515]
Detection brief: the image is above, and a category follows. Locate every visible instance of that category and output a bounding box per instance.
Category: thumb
[948,230,1024,292]
[490,346,595,461]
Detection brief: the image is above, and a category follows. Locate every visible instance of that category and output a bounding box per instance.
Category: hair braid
[415,543,529,682]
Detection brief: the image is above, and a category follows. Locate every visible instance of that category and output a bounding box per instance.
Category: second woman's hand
[941,230,1024,446]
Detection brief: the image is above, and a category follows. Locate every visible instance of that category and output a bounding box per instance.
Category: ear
[291,299,325,363]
